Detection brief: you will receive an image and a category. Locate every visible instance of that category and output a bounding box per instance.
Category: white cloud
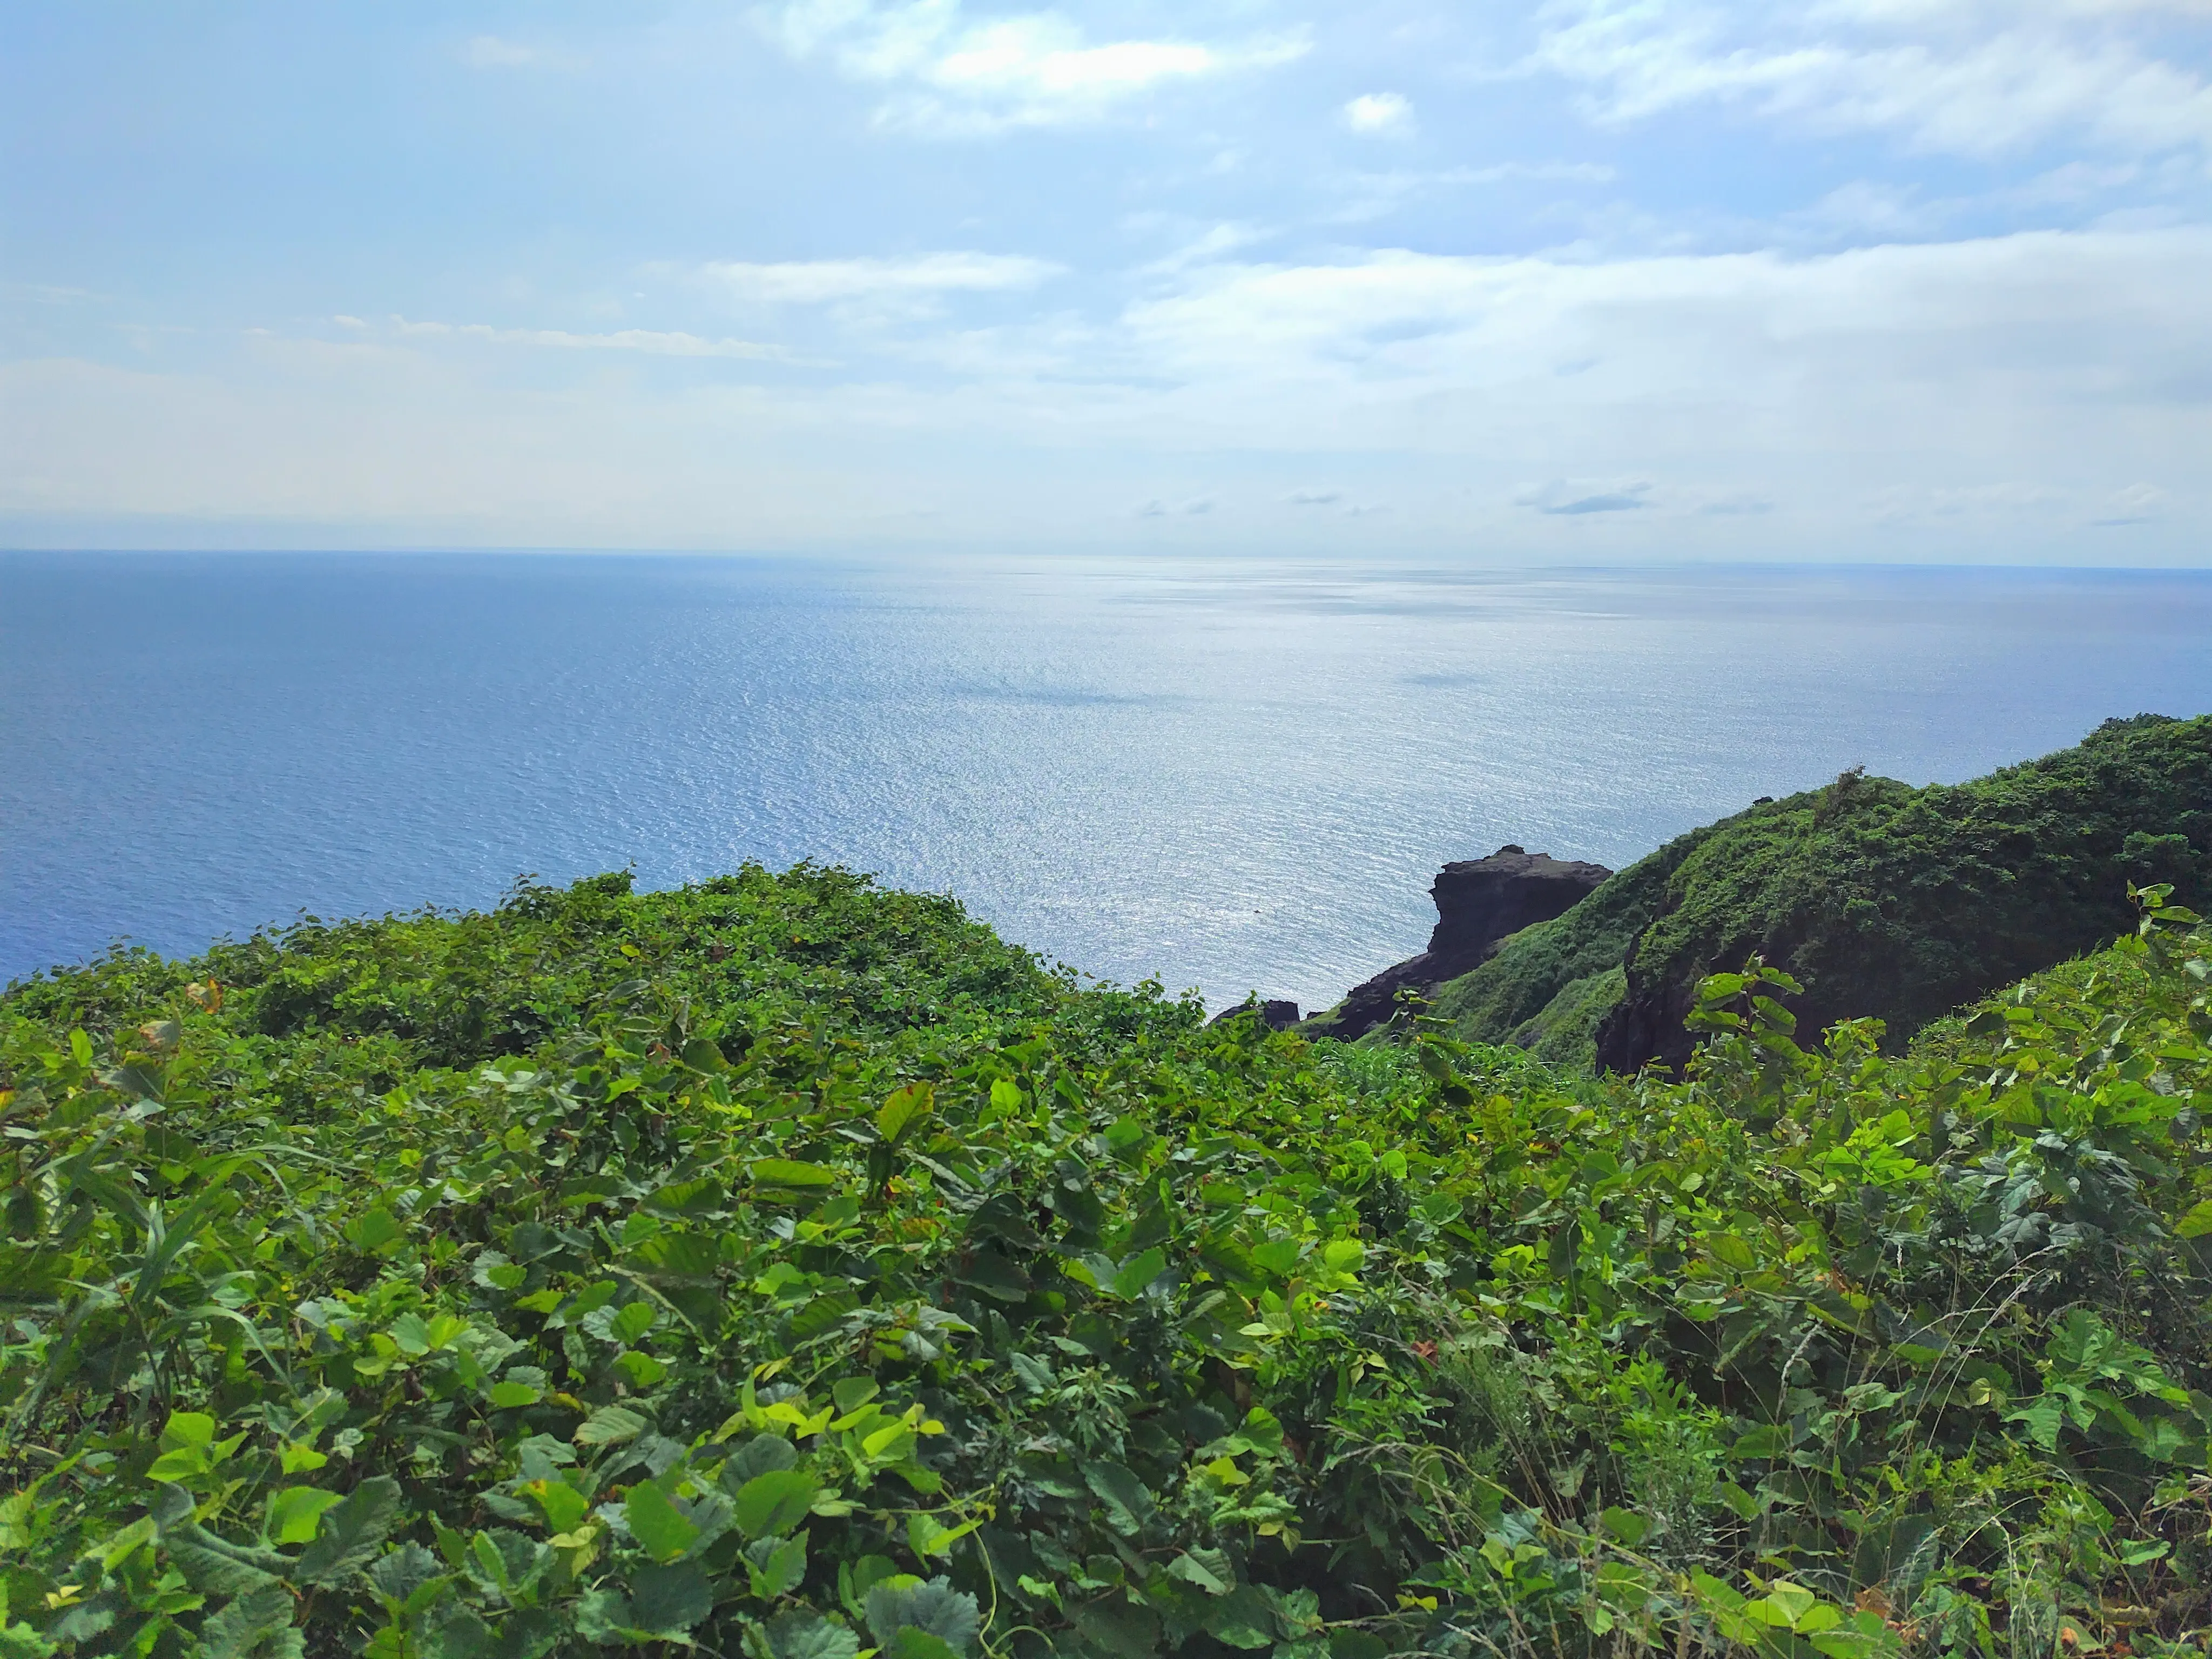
[10,230,2210,558]
[1342,92,1416,138]
[759,1,1306,132]
[1131,222,1276,277]
[1520,478,1651,513]
[391,320,787,359]
[8,283,102,305]
[1531,0,2212,158]
[2094,480,2170,522]
[1120,230,2212,401]
[697,251,1062,304]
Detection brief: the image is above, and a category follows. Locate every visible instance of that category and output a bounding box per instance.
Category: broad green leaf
[679,1037,727,1073]
[631,1562,713,1635]
[1599,1507,1649,1547]
[366,1542,442,1606]
[199,1583,296,1659]
[574,1405,649,1446]
[1707,1234,1757,1271]
[643,1177,726,1217]
[888,1633,961,1659]
[1071,1596,1160,1659]
[2006,1395,2066,1452]
[1203,1585,1275,1649]
[294,1477,402,1587]
[907,1512,981,1559]
[1807,1609,1903,1659]
[1236,1406,1285,1455]
[1760,1582,1818,1626]
[752,1158,839,1189]
[473,1251,528,1292]
[1082,1462,1154,1535]
[166,1528,291,1597]
[615,1350,669,1388]
[625,1482,702,1563]
[265,1488,345,1547]
[163,1412,217,1448]
[523,1480,589,1535]
[1167,1549,1231,1594]
[573,1588,639,1645]
[1689,1571,1746,1613]
[347,1209,404,1252]
[487,1379,541,1409]
[725,1433,799,1484]
[876,1083,934,1147]
[865,1577,980,1652]
[736,1468,820,1537]
[2175,1199,2212,1238]
[750,1532,810,1597]
[765,1611,863,1659]
[1250,1239,1303,1277]
[1110,1247,1168,1300]
[95,1515,156,1569]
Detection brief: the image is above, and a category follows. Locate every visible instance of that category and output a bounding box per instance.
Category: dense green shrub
[1432,714,2212,1072]
[5,867,2212,1657]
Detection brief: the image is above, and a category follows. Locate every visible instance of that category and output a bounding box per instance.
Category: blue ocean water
[5,551,2211,1012]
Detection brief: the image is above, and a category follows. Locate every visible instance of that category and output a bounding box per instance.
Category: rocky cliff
[1307,846,1611,1039]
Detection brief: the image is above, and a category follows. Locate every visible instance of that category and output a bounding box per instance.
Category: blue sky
[3,1,2209,560]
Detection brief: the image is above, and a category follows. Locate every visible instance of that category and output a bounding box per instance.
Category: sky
[3,1,2210,562]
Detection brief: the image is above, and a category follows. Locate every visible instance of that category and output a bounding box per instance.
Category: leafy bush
[1432,714,2212,1073]
[5,866,2212,1657]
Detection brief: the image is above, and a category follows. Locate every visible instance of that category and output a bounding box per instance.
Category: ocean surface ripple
[6,551,2211,1012]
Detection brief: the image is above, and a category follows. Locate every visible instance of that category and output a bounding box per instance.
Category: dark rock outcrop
[1210,999,1300,1031]
[1311,846,1611,1040]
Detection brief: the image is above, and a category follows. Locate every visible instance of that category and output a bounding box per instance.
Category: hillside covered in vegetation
[1429,713,2212,1070]
[5,863,2212,1658]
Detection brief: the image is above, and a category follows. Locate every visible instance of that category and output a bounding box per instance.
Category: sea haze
[5,552,2211,1013]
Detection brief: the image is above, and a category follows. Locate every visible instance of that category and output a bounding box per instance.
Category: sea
[5,551,2211,1014]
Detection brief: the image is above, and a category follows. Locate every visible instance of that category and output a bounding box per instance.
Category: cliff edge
[1414,712,2212,1073]
[1305,846,1611,1040]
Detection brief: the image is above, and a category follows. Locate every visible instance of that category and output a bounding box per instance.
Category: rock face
[1209,999,1301,1031]
[1312,847,1611,1040]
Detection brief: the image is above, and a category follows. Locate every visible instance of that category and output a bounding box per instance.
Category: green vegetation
[7,864,2212,1657]
[1432,714,2212,1071]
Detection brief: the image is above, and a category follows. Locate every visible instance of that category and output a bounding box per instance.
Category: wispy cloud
[760,1,1306,132]
[2093,481,2169,523]
[392,319,787,359]
[5,281,110,307]
[1531,0,2212,158]
[695,251,1062,304]
[1521,478,1651,514]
